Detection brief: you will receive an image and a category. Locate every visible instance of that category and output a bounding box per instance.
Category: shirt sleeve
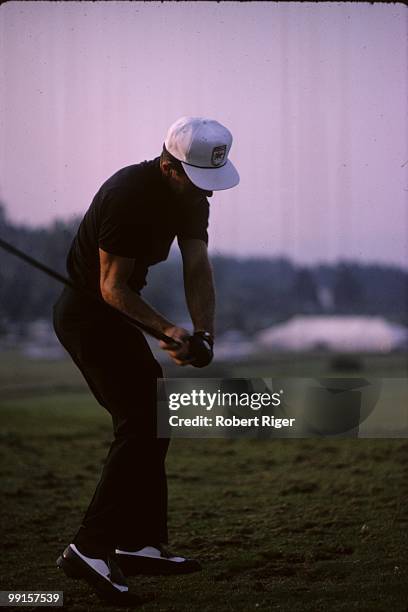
[177,198,209,245]
[98,188,147,258]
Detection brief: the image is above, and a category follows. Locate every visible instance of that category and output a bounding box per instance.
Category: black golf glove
[188,332,214,368]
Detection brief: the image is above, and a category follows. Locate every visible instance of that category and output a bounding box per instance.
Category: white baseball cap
[164,116,240,191]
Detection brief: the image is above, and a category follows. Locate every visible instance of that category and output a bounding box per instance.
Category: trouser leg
[53,289,170,556]
[74,416,170,556]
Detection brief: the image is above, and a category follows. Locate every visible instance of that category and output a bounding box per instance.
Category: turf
[0,353,407,611]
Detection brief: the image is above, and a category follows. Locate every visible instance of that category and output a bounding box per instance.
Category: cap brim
[181,159,240,191]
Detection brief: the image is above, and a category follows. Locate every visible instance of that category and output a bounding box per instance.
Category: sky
[0,1,407,267]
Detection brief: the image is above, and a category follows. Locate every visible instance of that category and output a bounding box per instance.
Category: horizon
[0,200,406,272]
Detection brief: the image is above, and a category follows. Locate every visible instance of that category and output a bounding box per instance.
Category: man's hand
[188,332,214,368]
[98,249,214,367]
[160,328,214,367]
[159,325,193,366]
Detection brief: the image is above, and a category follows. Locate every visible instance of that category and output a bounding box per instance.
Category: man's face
[166,164,213,199]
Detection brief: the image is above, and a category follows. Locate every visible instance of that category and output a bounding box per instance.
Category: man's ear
[161,160,181,181]
[160,160,171,177]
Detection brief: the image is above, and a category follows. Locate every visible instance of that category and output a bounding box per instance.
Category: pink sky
[1,2,407,267]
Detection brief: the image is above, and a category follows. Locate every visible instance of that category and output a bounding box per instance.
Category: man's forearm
[101,283,174,336]
[183,260,216,337]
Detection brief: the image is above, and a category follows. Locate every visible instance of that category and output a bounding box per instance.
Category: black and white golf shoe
[115,544,202,576]
[56,544,142,605]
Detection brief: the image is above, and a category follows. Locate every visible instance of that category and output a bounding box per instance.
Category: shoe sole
[117,555,202,576]
[56,552,134,605]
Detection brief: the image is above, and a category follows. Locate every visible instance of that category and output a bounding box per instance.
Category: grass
[0,352,407,611]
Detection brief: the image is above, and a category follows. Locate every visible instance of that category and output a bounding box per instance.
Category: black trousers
[53,287,170,557]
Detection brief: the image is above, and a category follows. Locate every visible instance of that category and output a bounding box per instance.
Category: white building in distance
[256,316,408,353]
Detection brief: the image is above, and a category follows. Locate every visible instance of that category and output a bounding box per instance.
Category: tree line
[0,204,407,335]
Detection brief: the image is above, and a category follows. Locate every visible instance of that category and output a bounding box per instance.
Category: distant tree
[0,207,80,325]
[0,203,407,333]
[358,264,408,323]
[290,267,320,314]
[0,202,7,227]
[333,263,365,314]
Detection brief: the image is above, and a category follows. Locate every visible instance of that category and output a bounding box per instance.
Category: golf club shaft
[0,236,178,345]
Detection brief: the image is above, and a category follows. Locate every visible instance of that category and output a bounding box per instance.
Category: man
[53,116,239,604]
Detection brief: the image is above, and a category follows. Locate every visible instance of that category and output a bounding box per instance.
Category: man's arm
[178,238,216,339]
[99,248,191,361]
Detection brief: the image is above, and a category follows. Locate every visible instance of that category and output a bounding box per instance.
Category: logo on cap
[211,145,227,167]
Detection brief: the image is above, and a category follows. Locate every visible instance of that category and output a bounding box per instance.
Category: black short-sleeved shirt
[66,157,209,295]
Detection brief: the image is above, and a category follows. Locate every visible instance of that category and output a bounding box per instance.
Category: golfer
[53,116,239,604]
